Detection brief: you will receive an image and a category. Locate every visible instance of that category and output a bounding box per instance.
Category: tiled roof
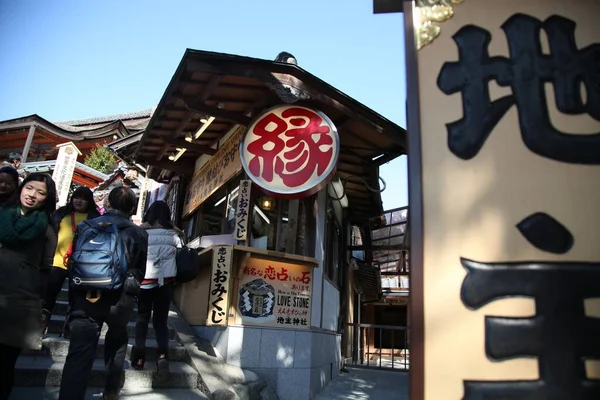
[94,161,142,191]
[21,160,110,180]
[57,108,155,127]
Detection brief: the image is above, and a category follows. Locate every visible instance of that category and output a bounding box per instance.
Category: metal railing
[347,323,409,370]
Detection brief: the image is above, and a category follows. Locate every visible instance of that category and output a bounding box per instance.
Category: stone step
[9,386,208,400]
[22,334,188,362]
[47,315,177,341]
[14,355,199,389]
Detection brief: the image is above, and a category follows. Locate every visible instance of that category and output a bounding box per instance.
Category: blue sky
[0,0,407,210]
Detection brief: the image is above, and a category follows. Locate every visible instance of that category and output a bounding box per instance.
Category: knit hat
[0,166,19,186]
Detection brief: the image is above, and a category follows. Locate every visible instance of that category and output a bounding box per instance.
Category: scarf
[0,205,49,247]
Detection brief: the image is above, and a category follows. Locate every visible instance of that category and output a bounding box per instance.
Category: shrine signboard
[52,142,82,207]
[240,105,339,199]
[207,245,233,326]
[182,126,244,217]
[404,0,600,399]
[236,257,312,329]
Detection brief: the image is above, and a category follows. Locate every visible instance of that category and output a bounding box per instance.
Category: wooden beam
[141,158,194,175]
[181,98,252,126]
[369,151,402,166]
[155,75,223,161]
[163,138,217,156]
[336,167,365,175]
[343,128,379,150]
[373,0,403,13]
[349,244,408,251]
[21,124,37,163]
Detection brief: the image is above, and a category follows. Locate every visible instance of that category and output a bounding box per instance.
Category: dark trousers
[42,267,69,315]
[135,284,173,356]
[58,291,134,400]
[0,343,21,400]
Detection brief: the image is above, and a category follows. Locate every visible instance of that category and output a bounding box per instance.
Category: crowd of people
[0,165,185,400]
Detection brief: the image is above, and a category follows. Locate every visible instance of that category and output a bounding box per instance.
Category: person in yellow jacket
[41,186,100,335]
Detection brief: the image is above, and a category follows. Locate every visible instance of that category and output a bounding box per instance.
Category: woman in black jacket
[0,166,19,206]
[0,173,57,400]
[41,186,100,334]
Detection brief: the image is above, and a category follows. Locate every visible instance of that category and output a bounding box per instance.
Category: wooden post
[21,124,36,163]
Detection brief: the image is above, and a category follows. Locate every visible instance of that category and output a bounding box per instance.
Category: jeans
[0,343,21,400]
[135,284,173,356]
[58,290,134,400]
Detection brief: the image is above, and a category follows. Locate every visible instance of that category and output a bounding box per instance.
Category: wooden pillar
[21,124,36,163]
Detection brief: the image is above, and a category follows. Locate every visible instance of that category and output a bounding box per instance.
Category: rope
[329,175,387,201]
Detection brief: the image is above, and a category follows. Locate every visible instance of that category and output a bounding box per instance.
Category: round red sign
[240,105,340,198]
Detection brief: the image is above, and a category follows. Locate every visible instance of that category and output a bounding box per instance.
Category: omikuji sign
[207,245,233,326]
[240,105,340,199]
[233,180,251,241]
[404,0,600,399]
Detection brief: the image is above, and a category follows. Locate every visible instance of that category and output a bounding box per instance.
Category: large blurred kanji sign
[403,0,600,399]
[240,105,339,198]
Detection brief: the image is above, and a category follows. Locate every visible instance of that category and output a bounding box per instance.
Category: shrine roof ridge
[57,107,155,126]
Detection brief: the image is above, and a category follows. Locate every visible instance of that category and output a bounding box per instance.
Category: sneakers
[156,353,170,382]
[130,347,145,370]
[41,309,50,335]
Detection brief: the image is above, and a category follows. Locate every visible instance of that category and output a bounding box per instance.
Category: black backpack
[175,234,199,283]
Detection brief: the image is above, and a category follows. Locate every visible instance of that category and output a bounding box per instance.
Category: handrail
[348,322,407,330]
[347,322,410,370]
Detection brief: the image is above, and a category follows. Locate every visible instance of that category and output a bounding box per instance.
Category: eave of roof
[0,114,130,140]
[0,107,154,141]
[21,160,110,181]
[58,108,154,126]
[136,49,407,222]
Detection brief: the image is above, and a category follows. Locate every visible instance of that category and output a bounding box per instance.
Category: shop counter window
[184,175,316,258]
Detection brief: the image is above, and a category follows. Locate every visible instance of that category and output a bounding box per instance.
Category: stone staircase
[10,281,208,399]
[10,280,278,400]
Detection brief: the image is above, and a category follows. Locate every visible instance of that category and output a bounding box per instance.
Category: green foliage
[83,145,117,174]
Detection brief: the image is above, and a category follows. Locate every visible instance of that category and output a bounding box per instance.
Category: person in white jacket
[131,201,183,376]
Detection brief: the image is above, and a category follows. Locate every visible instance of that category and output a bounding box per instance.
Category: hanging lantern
[259,196,274,211]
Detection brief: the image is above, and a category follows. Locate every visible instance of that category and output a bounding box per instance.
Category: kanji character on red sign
[245,107,336,188]
[264,266,276,280]
[299,271,311,284]
[246,113,287,182]
[277,267,289,281]
[274,107,334,188]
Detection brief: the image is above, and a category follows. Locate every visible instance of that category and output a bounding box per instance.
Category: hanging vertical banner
[207,245,233,326]
[233,180,252,241]
[52,142,82,207]
[404,0,600,399]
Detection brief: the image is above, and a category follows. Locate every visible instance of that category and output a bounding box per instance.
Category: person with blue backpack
[58,187,148,400]
[41,186,101,336]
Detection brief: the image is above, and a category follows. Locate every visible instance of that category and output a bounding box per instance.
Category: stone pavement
[9,387,208,399]
[314,367,408,399]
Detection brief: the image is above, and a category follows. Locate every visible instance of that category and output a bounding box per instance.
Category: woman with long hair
[131,201,183,377]
[41,186,101,334]
[0,173,57,400]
